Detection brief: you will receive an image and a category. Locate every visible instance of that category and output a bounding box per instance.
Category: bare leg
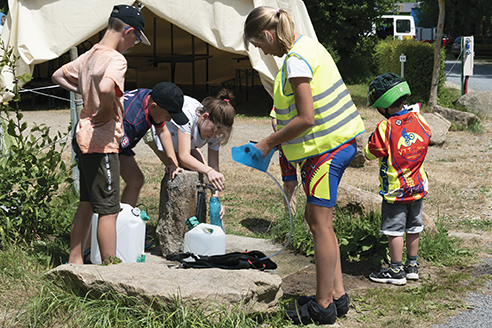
[388,235,404,263]
[120,154,144,207]
[405,233,420,257]
[305,203,345,308]
[97,213,118,262]
[283,180,298,215]
[68,201,93,264]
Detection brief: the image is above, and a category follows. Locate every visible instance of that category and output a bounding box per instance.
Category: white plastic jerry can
[90,203,146,264]
[183,223,226,259]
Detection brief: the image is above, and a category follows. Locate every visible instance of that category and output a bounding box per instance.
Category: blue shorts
[300,139,357,208]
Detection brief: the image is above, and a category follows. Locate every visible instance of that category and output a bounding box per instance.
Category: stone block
[156,170,206,257]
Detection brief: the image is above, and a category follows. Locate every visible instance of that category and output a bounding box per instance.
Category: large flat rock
[47,235,312,314]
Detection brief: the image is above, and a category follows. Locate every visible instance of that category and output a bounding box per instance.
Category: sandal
[286,299,337,325]
[297,293,350,317]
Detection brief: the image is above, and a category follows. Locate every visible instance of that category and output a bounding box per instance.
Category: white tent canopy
[0,0,317,96]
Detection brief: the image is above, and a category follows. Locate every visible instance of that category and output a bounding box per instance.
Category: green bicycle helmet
[367,73,411,109]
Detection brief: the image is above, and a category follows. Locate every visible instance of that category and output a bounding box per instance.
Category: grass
[1,84,489,327]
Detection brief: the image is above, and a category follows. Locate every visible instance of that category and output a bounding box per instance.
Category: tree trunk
[429,0,446,108]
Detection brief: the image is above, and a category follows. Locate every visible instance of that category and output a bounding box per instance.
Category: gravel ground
[435,258,492,328]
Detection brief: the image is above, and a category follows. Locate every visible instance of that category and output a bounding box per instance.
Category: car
[442,34,455,48]
[451,35,492,58]
[421,33,455,47]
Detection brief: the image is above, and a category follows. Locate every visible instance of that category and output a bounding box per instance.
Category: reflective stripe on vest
[273,36,365,162]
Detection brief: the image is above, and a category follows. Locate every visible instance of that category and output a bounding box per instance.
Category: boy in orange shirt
[52,5,150,264]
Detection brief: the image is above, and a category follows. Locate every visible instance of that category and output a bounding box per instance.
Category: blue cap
[231,142,277,172]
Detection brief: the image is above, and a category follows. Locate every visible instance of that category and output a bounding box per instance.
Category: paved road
[444,60,492,92]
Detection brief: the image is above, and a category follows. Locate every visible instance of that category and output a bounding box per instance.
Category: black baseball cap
[150,83,189,125]
[111,5,150,45]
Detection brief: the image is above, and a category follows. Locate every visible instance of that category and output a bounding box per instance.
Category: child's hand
[220,203,225,220]
[165,164,183,180]
[207,169,225,192]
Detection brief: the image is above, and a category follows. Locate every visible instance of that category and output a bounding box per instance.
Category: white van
[375,15,416,40]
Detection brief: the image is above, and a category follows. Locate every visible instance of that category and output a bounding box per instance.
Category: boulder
[337,183,437,233]
[349,134,366,168]
[433,105,479,127]
[46,259,283,314]
[156,170,206,256]
[422,112,451,146]
[456,91,492,118]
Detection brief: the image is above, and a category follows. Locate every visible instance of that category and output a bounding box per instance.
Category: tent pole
[153,17,157,67]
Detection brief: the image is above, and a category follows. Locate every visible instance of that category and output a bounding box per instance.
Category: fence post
[69,47,83,196]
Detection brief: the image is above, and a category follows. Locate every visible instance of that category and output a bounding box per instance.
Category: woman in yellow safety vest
[244,6,365,325]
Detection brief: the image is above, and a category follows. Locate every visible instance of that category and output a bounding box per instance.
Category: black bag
[166,250,277,270]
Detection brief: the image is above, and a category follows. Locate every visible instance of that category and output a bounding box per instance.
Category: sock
[390,260,403,271]
[406,254,417,265]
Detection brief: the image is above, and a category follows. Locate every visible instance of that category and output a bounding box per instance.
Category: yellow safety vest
[273,35,365,162]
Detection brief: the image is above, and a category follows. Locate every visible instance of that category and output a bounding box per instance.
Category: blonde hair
[199,89,235,146]
[243,6,295,55]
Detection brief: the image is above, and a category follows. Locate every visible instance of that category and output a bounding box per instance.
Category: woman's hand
[206,168,225,191]
[165,164,183,180]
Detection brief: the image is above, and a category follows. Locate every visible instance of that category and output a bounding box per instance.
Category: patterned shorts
[300,139,357,208]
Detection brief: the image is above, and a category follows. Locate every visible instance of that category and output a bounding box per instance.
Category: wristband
[205,168,214,174]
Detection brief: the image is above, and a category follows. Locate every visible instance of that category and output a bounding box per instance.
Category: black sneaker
[404,262,419,280]
[297,293,350,317]
[369,267,407,285]
[286,299,337,325]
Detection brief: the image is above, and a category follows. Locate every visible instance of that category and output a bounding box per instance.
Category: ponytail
[199,89,235,146]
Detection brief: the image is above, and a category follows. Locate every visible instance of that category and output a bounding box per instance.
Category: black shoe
[404,262,419,280]
[369,267,407,285]
[286,299,337,325]
[297,293,350,317]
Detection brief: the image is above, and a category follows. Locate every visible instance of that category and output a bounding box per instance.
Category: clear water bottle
[209,196,223,230]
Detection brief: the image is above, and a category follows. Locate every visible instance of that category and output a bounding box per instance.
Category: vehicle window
[396,19,410,33]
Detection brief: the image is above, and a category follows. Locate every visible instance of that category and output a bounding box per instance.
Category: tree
[429,0,446,107]
[304,0,395,83]
[417,0,492,37]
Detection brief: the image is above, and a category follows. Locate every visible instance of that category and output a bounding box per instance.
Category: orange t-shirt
[62,44,127,154]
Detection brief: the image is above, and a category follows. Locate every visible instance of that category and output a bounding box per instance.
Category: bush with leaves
[373,39,446,105]
[0,41,72,243]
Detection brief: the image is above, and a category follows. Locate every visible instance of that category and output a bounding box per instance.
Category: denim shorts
[380,199,424,236]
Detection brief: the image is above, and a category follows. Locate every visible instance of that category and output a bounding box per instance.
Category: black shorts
[74,139,120,215]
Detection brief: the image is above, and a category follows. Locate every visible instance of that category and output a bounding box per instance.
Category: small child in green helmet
[364,73,432,285]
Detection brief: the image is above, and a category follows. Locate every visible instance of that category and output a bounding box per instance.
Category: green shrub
[373,39,446,105]
[334,207,388,266]
[0,41,72,244]
[335,36,380,85]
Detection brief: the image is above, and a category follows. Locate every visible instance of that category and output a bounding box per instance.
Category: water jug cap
[140,210,150,221]
[185,216,200,230]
